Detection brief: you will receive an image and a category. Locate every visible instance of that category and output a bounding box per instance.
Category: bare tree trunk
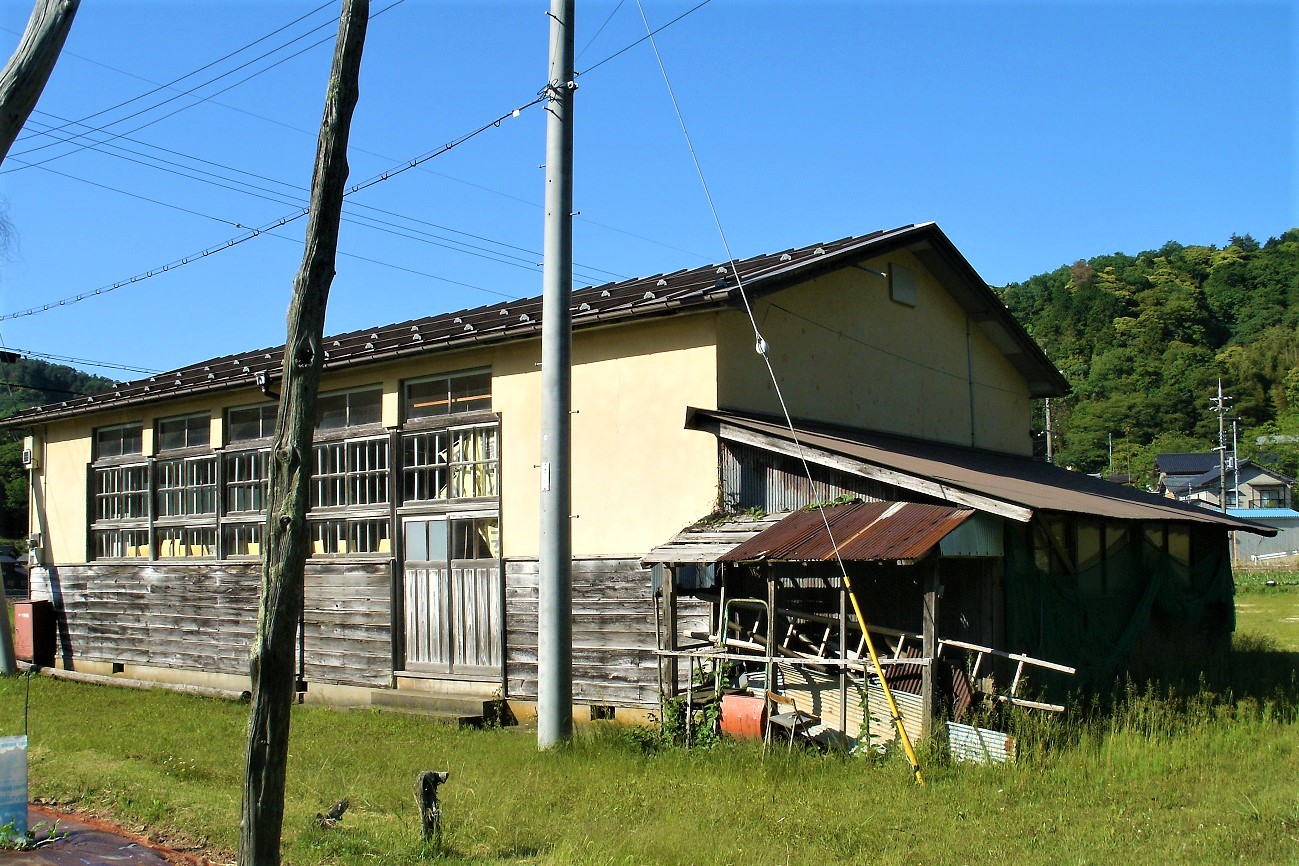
[0,0,79,163]
[0,0,79,677]
[238,2,367,864]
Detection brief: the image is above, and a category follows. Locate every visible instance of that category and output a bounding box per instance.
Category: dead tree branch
[238,2,368,864]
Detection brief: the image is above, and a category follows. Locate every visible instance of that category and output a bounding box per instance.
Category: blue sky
[0,0,1294,379]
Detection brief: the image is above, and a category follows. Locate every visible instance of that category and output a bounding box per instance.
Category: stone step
[369,689,510,727]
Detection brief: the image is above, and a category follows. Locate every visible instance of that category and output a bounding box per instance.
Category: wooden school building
[3,222,1268,729]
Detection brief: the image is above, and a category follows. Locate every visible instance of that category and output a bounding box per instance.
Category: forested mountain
[999,229,1299,487]
[0,358,116,539]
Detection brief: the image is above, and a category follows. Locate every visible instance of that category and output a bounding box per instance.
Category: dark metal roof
[720,501,975,563]
[689,408,1277,536]
[1156,452,1219,476]
[0,222,1067,427]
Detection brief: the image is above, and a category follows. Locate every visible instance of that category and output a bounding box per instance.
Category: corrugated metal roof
[641,511,788,564]
[720,501,975,563]
[689,408,1277,537]
[1228,508,1299,520]
[0,222,1067,427]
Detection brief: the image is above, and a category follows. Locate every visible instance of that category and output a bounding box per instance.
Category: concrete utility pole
[537,0,575,749]
[1044,398,1053,464]
[238,2,367,864]
[1210,379,1232,514]
[0,0,80,678]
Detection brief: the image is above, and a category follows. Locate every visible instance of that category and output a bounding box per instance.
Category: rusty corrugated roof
[721,501,975,563]
[0,222,1067,427]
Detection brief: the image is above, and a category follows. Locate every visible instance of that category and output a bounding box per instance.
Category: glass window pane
[450,517,496,560]
[349,389,382,426]
[406,377,449,419]
[450,372,491,413]
[405,521,429,561]
[186,416,210,448]
[120,424,143,456]
[316,393,347,430]
[428,519,448,561]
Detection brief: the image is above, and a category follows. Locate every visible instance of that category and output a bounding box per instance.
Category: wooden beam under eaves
[710,420,1035,523]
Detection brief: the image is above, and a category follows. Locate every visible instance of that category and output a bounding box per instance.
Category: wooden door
[403,516,501,676]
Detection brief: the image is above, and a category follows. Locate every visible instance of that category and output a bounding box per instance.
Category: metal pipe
[536,0,575,750]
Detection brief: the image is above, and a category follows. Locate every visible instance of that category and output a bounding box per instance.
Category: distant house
[1179,459,1294,511]
[1156,452,1221,498]
[1,223,1271,738]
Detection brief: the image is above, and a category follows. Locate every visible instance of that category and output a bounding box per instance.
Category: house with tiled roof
[3,223,1270,736]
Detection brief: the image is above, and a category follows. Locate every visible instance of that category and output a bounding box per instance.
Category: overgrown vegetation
[999,229,1299,482]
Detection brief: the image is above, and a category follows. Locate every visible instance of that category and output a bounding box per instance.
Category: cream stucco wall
[493,313,720,558]
[716,250,1033,454]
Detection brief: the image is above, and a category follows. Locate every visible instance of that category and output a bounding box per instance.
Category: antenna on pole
[537,0,576,749]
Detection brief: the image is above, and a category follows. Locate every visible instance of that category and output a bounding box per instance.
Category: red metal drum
[720,693,767,740]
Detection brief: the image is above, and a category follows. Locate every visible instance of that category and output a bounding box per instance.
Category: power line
[261,228,515,300]
[6,1,408,173]
[0,93,547,322]
[17,114,624,284]
[0,381,102,397]
[13,1,337,146]
[1,346,160,374]
[2,22,710,264]
[576,0,627,61]
[577,0,713,77]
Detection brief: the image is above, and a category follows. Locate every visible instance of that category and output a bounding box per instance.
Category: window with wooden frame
[315,386,382,431]
[90,422,149,560]
[227,403,277,443]
[95,422,143,460]
[402,423,498,503]
[156,413,211,451]
[307,414,390,556]
[222,520,264,557]
[153,413,217,559]
[310,515,392,556]
[404,370,491,421]
[155,455,217,518]
[311,437,389,509]
[156,525,217,559]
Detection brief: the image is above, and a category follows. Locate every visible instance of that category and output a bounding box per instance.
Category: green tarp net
[1003,527,1234,692]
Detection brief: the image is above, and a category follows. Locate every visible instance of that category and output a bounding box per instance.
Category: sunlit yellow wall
[493,314,720,558]
[30,313,721,563]
[715,250,1032,454]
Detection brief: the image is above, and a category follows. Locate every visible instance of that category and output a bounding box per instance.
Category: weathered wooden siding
[30,561,392,688]
[721,440,895,512]
[303,562,392,687]
[505,558,709,707]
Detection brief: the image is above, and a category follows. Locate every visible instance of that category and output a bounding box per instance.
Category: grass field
[1,588,1297,865]
[1236,569,1299,652]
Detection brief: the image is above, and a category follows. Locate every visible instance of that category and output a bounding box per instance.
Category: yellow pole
[843,575,925,786]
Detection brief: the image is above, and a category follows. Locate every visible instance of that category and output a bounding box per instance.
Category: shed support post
[921,560,940,739]
[664,570,678,697]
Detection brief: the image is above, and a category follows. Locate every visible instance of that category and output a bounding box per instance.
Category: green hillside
[0,357,116,539]
[999,229,1299,486]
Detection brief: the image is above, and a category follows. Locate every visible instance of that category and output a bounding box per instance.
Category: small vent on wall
[889,263,919,307]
